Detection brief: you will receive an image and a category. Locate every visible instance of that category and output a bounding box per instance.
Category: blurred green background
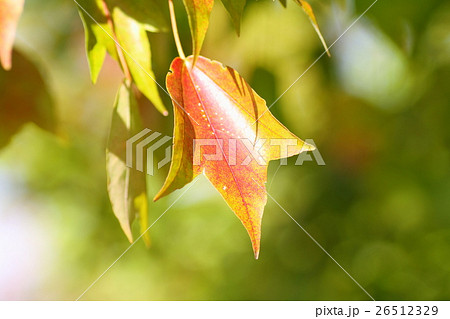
[1,0,449,300]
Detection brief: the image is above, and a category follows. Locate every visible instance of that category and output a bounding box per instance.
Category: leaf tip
[302,140,316,152]
[153,193,162,202]
[0,0,24,71]
[0,53,12,70]
[142,233,151,248]
[0,61,12,71]
[296,0,330,57]
[250,235,261,260]
[0,44,14,70]
[117,214,133,243]
[90,76,98,85]
[124,228,134,244]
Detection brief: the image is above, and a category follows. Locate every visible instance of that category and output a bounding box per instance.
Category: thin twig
[168,0,186,59]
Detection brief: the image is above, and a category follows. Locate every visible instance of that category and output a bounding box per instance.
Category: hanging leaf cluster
[0,0,328,258]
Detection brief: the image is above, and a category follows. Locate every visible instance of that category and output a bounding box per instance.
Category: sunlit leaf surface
[77,0,167,114]
[155,55,313,258]
[113,7,167,115]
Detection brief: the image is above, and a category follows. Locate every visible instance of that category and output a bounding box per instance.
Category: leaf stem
[100,0,132,81]
[168,0,186,59]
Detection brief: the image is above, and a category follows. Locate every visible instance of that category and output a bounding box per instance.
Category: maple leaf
[0,0,24,70]
[154,56,314,258]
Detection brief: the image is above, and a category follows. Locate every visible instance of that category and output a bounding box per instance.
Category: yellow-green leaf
[106,80,149,244]
[294,0,330,56]
[106,0,169,33]
[113,7,167,115]
[77,0,116,83]
[77,0,167,114]
[182,0,214,65]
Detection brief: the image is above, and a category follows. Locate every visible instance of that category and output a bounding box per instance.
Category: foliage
[0,0,329,256]
[1,0,450,301]
[70,0,327,255]
[77,0,168,114]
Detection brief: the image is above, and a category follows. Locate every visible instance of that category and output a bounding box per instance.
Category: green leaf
[77,0,116,84]
[113,7,168,115]
[182,0,214,65]
[106,80,149,245]
[0,51,55,149]
[106,0,169,33]
[293,0,330,56]
[220,0,246,36]
[76,0,168,115]
[0,0,24,70]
